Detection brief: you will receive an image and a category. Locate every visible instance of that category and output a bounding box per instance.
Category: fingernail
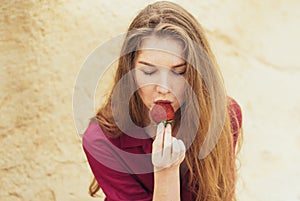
[166,123,171,130]
[158,123,163,132]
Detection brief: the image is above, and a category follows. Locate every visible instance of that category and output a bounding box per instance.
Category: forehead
[140,36,183,54]
[136,36,185,65]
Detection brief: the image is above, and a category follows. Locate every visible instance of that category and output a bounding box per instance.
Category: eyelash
[142,70,186,76]
[175,70,186,75]
[143,71,156,76]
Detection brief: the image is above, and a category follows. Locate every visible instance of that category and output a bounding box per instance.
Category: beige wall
[1,0,299,200]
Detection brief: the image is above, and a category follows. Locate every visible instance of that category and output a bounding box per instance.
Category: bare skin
[152,123,186,201]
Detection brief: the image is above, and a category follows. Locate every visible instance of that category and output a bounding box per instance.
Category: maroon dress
[82,97,242,201]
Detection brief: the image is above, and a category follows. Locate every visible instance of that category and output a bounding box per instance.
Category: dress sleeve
[83,147,152,201]
[228,97,243,149]
[82,124,152,201]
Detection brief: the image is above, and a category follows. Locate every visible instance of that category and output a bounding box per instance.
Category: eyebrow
[138,61,186,68]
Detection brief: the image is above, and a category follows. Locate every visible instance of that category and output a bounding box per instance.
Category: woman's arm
[153,166,181,200]
[152,123,186,201]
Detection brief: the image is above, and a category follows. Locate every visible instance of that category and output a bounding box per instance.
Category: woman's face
[134,36,187,113]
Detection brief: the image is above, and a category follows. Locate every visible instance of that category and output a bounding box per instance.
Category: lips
[154,100,172,104]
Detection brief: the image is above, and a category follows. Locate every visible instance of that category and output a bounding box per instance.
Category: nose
[157,85,170,94]
[156,71,170,94]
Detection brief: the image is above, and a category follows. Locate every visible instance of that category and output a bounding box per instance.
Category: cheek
[172,81,187,101]
[137,86,153,106]
[135,72,147,100]
[134,70,151,87]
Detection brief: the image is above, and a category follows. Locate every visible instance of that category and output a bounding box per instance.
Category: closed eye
[143,70,157,75]
[171,69,186,75]
[172,64,186,75]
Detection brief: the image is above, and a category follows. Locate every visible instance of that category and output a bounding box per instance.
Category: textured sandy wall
[1,0,299,201]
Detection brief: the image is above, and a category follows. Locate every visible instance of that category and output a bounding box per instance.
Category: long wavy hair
[88,1,241,200]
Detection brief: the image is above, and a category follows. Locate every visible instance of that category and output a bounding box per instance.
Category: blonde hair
[89,1,241,200]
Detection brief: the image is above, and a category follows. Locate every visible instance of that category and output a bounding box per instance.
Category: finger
[153,122,165,150]
[172,138,181,155]
[164,123,172,156]
[178,139,186,158]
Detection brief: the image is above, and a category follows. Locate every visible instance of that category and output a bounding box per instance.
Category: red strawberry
[150,102,175,126]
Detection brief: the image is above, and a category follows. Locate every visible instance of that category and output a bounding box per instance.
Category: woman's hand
[152,123,186,172]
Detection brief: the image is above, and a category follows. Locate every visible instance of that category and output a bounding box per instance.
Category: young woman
[82,1,242,201]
